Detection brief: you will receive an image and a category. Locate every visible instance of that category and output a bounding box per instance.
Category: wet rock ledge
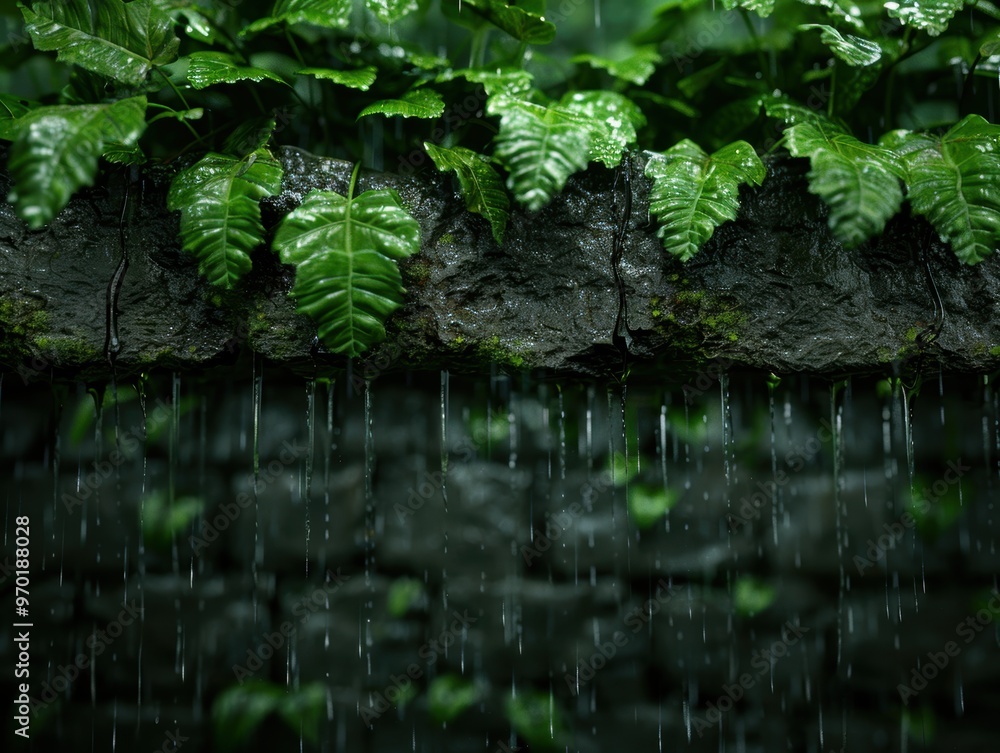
[2,146,1000,383]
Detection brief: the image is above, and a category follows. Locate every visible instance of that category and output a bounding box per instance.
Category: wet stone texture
[1,371,998,752]
[2,148,1000,383]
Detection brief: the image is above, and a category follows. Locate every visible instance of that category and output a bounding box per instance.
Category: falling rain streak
[2,369,999,751]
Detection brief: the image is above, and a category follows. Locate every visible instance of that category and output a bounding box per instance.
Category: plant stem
[153,67,205,144]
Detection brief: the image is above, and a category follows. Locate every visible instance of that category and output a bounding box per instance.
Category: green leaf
[275,683,326,744]
[425,143,510,245]
[428,675,481,723]
[881,115,1000,264]
[357,88,445,119]
[297,66,377,90]
[213,681,285,752]
[7,97,147,229]
[800,24,883,66]
[20,0,179,86]
[645,139,765,261]
[884,0,964,36]
[142,491,203,551]
[980,27,1000,57]
[785,121,904,246]
[797,0,865,29]
[447,0,556,43]
[438,67,534,98]
[386,577,424,617]
[102,142,146,165]
[186,51,286,89]
[761,95,833,127]
[571,46,662,85]
[167,149,284,288]
[0,94,37,141]
[224,118,276,156]
[721,0,777,17]
[560,90,646,168]
[505,691,566,749]
[242,0,352,35]
[271,171,422,357]
[492,99,591,211]
[366,0,419,24]
[733,576,776,616]
[627,484,677,529]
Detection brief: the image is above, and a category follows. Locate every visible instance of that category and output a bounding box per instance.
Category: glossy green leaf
[425,143,510,245]
[447,0,556,43]
[762,95,833,127]
[242,0,352,35]
[438,66,534,98]
[102,142,146,165]
[358,88,445,119]
[800,24,882,66]
[224,118,276,157]
[366,0,419,24]
[297,66,377,90]
[980,27,1000,57]
[492,99,591,211]
[884,0,964,36]
[186,51,286,89]
[7,96,147,228]
[645,139,765,261]
[560,90,646,168]
[721,0,776,17]
[167,149,284,288]
[785,121,904,246]
[881,115,1000,264]
[798,0,865,29]
[572,46,662,85]
[271,176,422,356]
[0,94,37,141]
[20,0,179,86]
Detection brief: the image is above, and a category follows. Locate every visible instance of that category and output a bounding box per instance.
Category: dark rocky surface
[2,148,999,383]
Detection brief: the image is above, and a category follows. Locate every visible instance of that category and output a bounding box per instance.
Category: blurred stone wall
[1,369,998,752]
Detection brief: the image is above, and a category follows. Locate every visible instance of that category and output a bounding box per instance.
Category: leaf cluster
[2,0,1000,358]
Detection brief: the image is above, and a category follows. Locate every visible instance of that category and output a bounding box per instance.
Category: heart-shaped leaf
[167,149,284,288]
[645,139,765,261]
[271,169,422,356]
